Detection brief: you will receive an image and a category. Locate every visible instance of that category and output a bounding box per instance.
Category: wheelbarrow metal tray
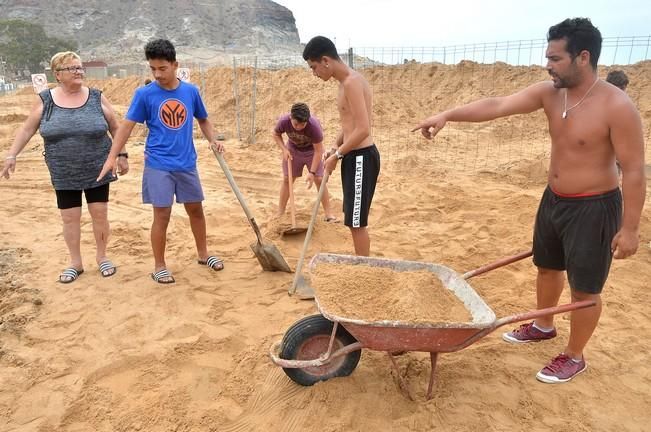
[309,253,497,353]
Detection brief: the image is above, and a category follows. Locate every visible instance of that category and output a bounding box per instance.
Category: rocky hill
[0,0,301,63]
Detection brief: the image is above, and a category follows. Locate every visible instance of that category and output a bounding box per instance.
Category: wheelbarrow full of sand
[269,251,595,400]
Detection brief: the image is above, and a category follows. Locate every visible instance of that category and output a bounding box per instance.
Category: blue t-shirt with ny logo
[126,80,208,171]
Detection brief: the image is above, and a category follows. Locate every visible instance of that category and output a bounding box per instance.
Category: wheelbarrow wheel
[280,314,361,386]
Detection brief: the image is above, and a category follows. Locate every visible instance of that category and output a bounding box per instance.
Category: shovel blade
[291,273,315,300]
[250,241,292,273]
[282,226,307,236]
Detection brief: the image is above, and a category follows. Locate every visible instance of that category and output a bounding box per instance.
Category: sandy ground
[1,62,651,431]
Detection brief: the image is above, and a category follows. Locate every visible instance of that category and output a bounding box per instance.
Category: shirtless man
[413,18,645,383]
[303,36,381,256]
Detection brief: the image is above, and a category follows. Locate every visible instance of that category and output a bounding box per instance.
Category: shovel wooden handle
[212,148,265,244]
[287,156,298,228]
[289,170,330,295]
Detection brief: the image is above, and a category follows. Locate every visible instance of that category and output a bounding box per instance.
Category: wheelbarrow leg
[426,352,439,400]
[387,353,414,401]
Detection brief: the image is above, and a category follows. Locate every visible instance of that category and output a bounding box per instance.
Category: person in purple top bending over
[273,102,337,222]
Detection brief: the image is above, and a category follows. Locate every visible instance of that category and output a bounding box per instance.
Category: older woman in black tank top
[1,51,127,283]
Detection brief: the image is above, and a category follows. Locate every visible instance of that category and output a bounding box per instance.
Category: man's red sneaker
[502,321,557,343]
[536,353,587,383]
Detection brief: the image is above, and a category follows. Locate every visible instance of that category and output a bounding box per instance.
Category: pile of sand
[312,263,472,324]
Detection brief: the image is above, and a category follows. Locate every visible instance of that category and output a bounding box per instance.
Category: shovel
[289,170,331,299]
[282,160,308,236]
[212,148,292,273]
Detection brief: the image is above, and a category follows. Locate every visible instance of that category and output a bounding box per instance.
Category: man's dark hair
[302,36,340,61]
[547,18,602,69]
[145,39,176,62]
[606,70,629,90]
[290,102,310,122]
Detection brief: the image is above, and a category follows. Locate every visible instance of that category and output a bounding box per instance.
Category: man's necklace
[562,78,600,119]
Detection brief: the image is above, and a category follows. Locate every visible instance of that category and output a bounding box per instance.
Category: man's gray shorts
[142,166,204,207]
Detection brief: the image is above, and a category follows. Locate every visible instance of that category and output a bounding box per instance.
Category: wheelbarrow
[269,251,596,400]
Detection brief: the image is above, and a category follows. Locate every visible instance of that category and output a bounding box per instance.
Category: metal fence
[4,35,649,173]
[349,36,651,67]
[222,35,651,71]
[0,82,17,96]
[222,35,650,174]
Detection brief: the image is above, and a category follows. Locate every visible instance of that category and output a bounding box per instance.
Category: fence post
[232,57,241,141]
[200,63,206,99]
[250,56,258,144]
[612,36,620,64]
[517,40,521,65]
[628,37,635,64]
[348,47,354,68]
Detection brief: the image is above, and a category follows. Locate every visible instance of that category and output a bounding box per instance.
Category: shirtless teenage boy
[303,36,381,256]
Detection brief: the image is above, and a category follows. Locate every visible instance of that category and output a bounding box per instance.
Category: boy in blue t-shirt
[98,39,225,284]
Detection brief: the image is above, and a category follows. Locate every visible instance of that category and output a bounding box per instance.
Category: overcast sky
[273,0,650,48]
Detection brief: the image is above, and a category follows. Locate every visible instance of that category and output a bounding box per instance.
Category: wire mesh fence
[221,35,650,175]
[349,36,651,67]
[7,36,646,175]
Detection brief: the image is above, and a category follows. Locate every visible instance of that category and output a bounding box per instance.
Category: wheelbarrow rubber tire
[280,314,361,386]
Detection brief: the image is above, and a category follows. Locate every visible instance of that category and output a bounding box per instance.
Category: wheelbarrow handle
[451,300,598,351]
[494,299,596,328]
[269,339,363,369]
[462,250,533,280]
